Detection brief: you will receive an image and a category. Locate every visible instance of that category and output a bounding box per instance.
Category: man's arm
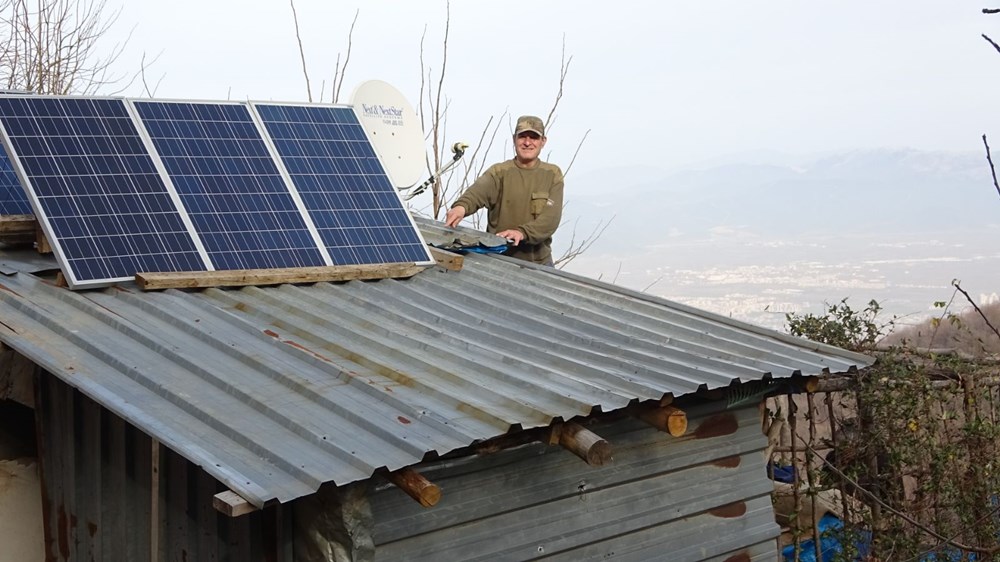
[445,167,500,227]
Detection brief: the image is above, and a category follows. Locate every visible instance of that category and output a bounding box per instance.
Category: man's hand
[444,206,466,228]
[497,229,525,246]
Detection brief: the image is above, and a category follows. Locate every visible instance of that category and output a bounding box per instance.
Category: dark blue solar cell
[253,104,431,266]
[0,96,206,287]
[0,146,32,215]
[133,101,326,270]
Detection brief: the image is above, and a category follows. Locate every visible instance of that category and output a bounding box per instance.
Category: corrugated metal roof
[0,240,871,508]
[0,246,60,275]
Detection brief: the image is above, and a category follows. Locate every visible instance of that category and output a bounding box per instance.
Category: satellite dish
[351,80,425,188]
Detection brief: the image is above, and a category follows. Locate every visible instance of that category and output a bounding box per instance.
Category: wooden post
[385,467,441,508]
[35,221,52,254]
[638,405,688,437]
[961,374,993,548]
[556,422,612,466]
[788,393,801,560]
[806,392,822,562]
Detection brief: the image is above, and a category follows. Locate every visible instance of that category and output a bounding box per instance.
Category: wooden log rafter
[384,467,441,508]
[550,422,613,466]
[638,404,688,437]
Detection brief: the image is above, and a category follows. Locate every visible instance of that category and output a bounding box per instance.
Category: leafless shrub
[883,301,1000,357]
[0,0,141,94]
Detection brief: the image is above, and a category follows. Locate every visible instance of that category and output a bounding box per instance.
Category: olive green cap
[514,115,545,137]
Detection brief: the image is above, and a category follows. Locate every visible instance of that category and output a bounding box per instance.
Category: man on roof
[444,115,564,266]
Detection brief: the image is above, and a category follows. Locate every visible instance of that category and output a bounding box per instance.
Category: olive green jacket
[452,159,564,264]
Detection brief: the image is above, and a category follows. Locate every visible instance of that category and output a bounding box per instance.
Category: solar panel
[252,103,433,265]
[0,96,433,289]
[0,96,207,287]
[0,145,33,215]
[132,101,327,270]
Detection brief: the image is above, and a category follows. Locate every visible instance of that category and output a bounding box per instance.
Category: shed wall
[369,401,778,561]
[33,373,292,562]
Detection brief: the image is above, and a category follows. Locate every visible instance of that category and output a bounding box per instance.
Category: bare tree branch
[642,275,664,293]
[0,0,136,95]
[139,50,166,98]
[427,2,450,217]
[801,437,1000,557]
[417,25,428,133]
[332,9,358,103]
[983,33,1000,54]
[436,110,506,226]
[983,134,1000,201]
[544,35,572,135]
[554,213,614,268]
[953,279,1000,342]
[561,128,590,180]
[289,0,312,101]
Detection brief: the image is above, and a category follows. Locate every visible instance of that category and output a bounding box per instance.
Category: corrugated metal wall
[33,373,292,562]
[30,365,781,561]
[369,401,779,562]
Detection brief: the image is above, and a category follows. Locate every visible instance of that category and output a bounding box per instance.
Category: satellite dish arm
[404,142,468,201]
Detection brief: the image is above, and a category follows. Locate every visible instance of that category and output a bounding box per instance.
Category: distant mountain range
[563,148,1000,254]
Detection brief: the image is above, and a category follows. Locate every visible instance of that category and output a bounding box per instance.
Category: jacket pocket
[530,192,550,218]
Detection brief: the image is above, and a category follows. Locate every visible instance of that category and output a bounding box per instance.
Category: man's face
[514,131,546,164]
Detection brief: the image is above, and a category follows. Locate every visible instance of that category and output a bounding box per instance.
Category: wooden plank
[0,214,36,245]
[196,469,222,560]
[34,375,60,561]
[78,396,102,561]
[136,263,428,291]
[0,214,35,233]
[102,416,127,558]
[428,246,464,271]
[150,438,161,562]
[133,429,154,562]
[213,490,259,518]
[164,447,188,562]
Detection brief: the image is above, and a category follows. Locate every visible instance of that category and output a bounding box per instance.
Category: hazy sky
[111,1,999,175]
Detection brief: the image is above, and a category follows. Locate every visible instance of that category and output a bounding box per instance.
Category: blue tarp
[782,514,871,562]
[769,462,796,484]
[431,242,507,255]
[781,514,980,562]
